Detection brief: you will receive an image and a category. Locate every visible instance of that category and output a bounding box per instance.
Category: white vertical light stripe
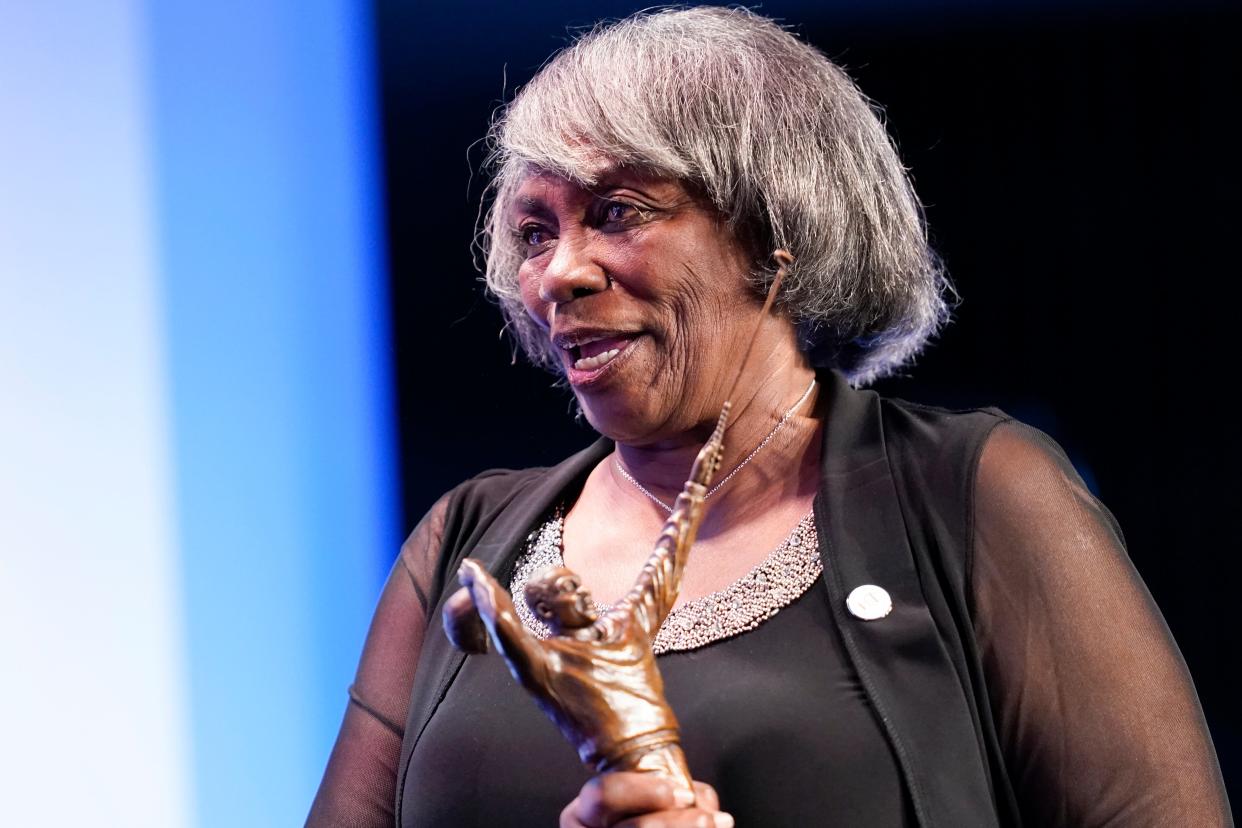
[0,3,191,826]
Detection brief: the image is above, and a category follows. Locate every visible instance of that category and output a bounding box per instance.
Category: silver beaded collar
[509,510,823,655]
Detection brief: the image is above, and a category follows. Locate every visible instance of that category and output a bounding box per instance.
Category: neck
[612,363,821,523]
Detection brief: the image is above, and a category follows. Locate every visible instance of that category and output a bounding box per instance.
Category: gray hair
[480,6,951,386]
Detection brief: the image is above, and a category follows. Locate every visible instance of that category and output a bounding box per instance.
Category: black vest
[395,371,1022,827]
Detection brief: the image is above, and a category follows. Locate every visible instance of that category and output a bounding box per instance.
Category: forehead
[553,572,580,589]
[508,166,689,215]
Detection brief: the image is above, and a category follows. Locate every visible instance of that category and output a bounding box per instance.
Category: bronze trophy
[443,405,730,798]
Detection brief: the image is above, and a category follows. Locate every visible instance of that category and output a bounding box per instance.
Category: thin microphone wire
[672,250,794,482]
[724,249,793,405]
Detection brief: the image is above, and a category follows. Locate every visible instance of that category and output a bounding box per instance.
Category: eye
[517,222,554,252]
[596,198,653,230]
[603,201,634,223]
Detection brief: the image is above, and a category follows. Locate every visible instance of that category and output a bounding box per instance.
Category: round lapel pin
[846,584,893,620]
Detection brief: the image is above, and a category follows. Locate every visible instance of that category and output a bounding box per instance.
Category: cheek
[637,233,752,331]
[654,274,725,356]
[518,264,551,329]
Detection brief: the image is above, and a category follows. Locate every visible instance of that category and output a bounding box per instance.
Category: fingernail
[672,787,695,807]
[713,814,735,828]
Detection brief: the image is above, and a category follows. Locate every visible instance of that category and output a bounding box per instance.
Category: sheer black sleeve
[971,421,1232,826]
[306,494,450,827]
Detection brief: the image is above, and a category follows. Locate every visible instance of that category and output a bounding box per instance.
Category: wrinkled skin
[512,168,761,446]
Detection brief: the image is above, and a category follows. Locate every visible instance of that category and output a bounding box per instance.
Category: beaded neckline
[509,509,824,655]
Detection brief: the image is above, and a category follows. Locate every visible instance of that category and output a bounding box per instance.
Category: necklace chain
[614,378,817,514]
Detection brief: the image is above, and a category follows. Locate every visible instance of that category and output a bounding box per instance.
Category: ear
[535,601,554,620]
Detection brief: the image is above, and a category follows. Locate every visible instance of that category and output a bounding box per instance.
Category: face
[530,568,596,629]
[511,168,761,443]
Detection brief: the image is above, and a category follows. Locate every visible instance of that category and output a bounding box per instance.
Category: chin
[564,340,660,433]
[578,395,662,445]
[571,378,639,435]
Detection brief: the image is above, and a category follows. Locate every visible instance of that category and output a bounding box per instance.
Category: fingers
[575,772,692,825]
[616,782,730,828]
[565,773,731,828]
[613,810,734,828]
[561,804,732,828]
[692,781,719,812]
[560,796,584,828]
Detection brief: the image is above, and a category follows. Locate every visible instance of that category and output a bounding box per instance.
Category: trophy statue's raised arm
[444,405,730,799]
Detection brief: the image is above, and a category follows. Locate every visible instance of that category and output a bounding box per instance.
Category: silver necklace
[614,378,817,513]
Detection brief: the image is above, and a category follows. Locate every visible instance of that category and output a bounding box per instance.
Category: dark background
[375,0,1239,802]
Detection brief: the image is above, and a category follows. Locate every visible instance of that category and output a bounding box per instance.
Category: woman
[309,8,1231,827]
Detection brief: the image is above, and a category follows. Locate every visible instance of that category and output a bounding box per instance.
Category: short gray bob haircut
[481,6,951,386]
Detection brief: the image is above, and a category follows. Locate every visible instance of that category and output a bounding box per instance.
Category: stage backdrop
[3,1,1237,824]
[0,2,398,825]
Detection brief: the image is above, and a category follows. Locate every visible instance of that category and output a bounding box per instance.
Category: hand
[560,773,733,828]
[442,586,489,654]
[457,557,498,617]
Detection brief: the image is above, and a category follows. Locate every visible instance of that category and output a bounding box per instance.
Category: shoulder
[401,437,612,598]
[879,396,1012,459]
[440,436,612,522]
[875,396,1015,510]
[823,373,1014,492]
[445,464,556,514]
[875,395,1110,540]
[878,398,1090,503]
[406,464,556,562]
[394,464,561,622]
[972,419,1125,551]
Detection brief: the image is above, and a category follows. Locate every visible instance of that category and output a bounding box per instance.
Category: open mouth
[563,333,639,376]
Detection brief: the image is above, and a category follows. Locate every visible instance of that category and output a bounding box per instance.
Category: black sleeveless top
[404,577,915,826]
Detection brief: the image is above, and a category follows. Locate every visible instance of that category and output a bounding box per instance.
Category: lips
[555,331,641,384]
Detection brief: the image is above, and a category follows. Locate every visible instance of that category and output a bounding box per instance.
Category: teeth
[562,334,607,351]
[573,348,621,371]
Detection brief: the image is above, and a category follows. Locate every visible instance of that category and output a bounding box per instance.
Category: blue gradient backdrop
[150,2,394,824]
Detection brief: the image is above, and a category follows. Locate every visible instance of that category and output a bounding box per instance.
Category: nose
[538,233,609,304]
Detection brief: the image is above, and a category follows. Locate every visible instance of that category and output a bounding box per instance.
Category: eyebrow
[595,165,668,194]
[509,171,666,223]
[512,194,555,220]
[593,172,639,191]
